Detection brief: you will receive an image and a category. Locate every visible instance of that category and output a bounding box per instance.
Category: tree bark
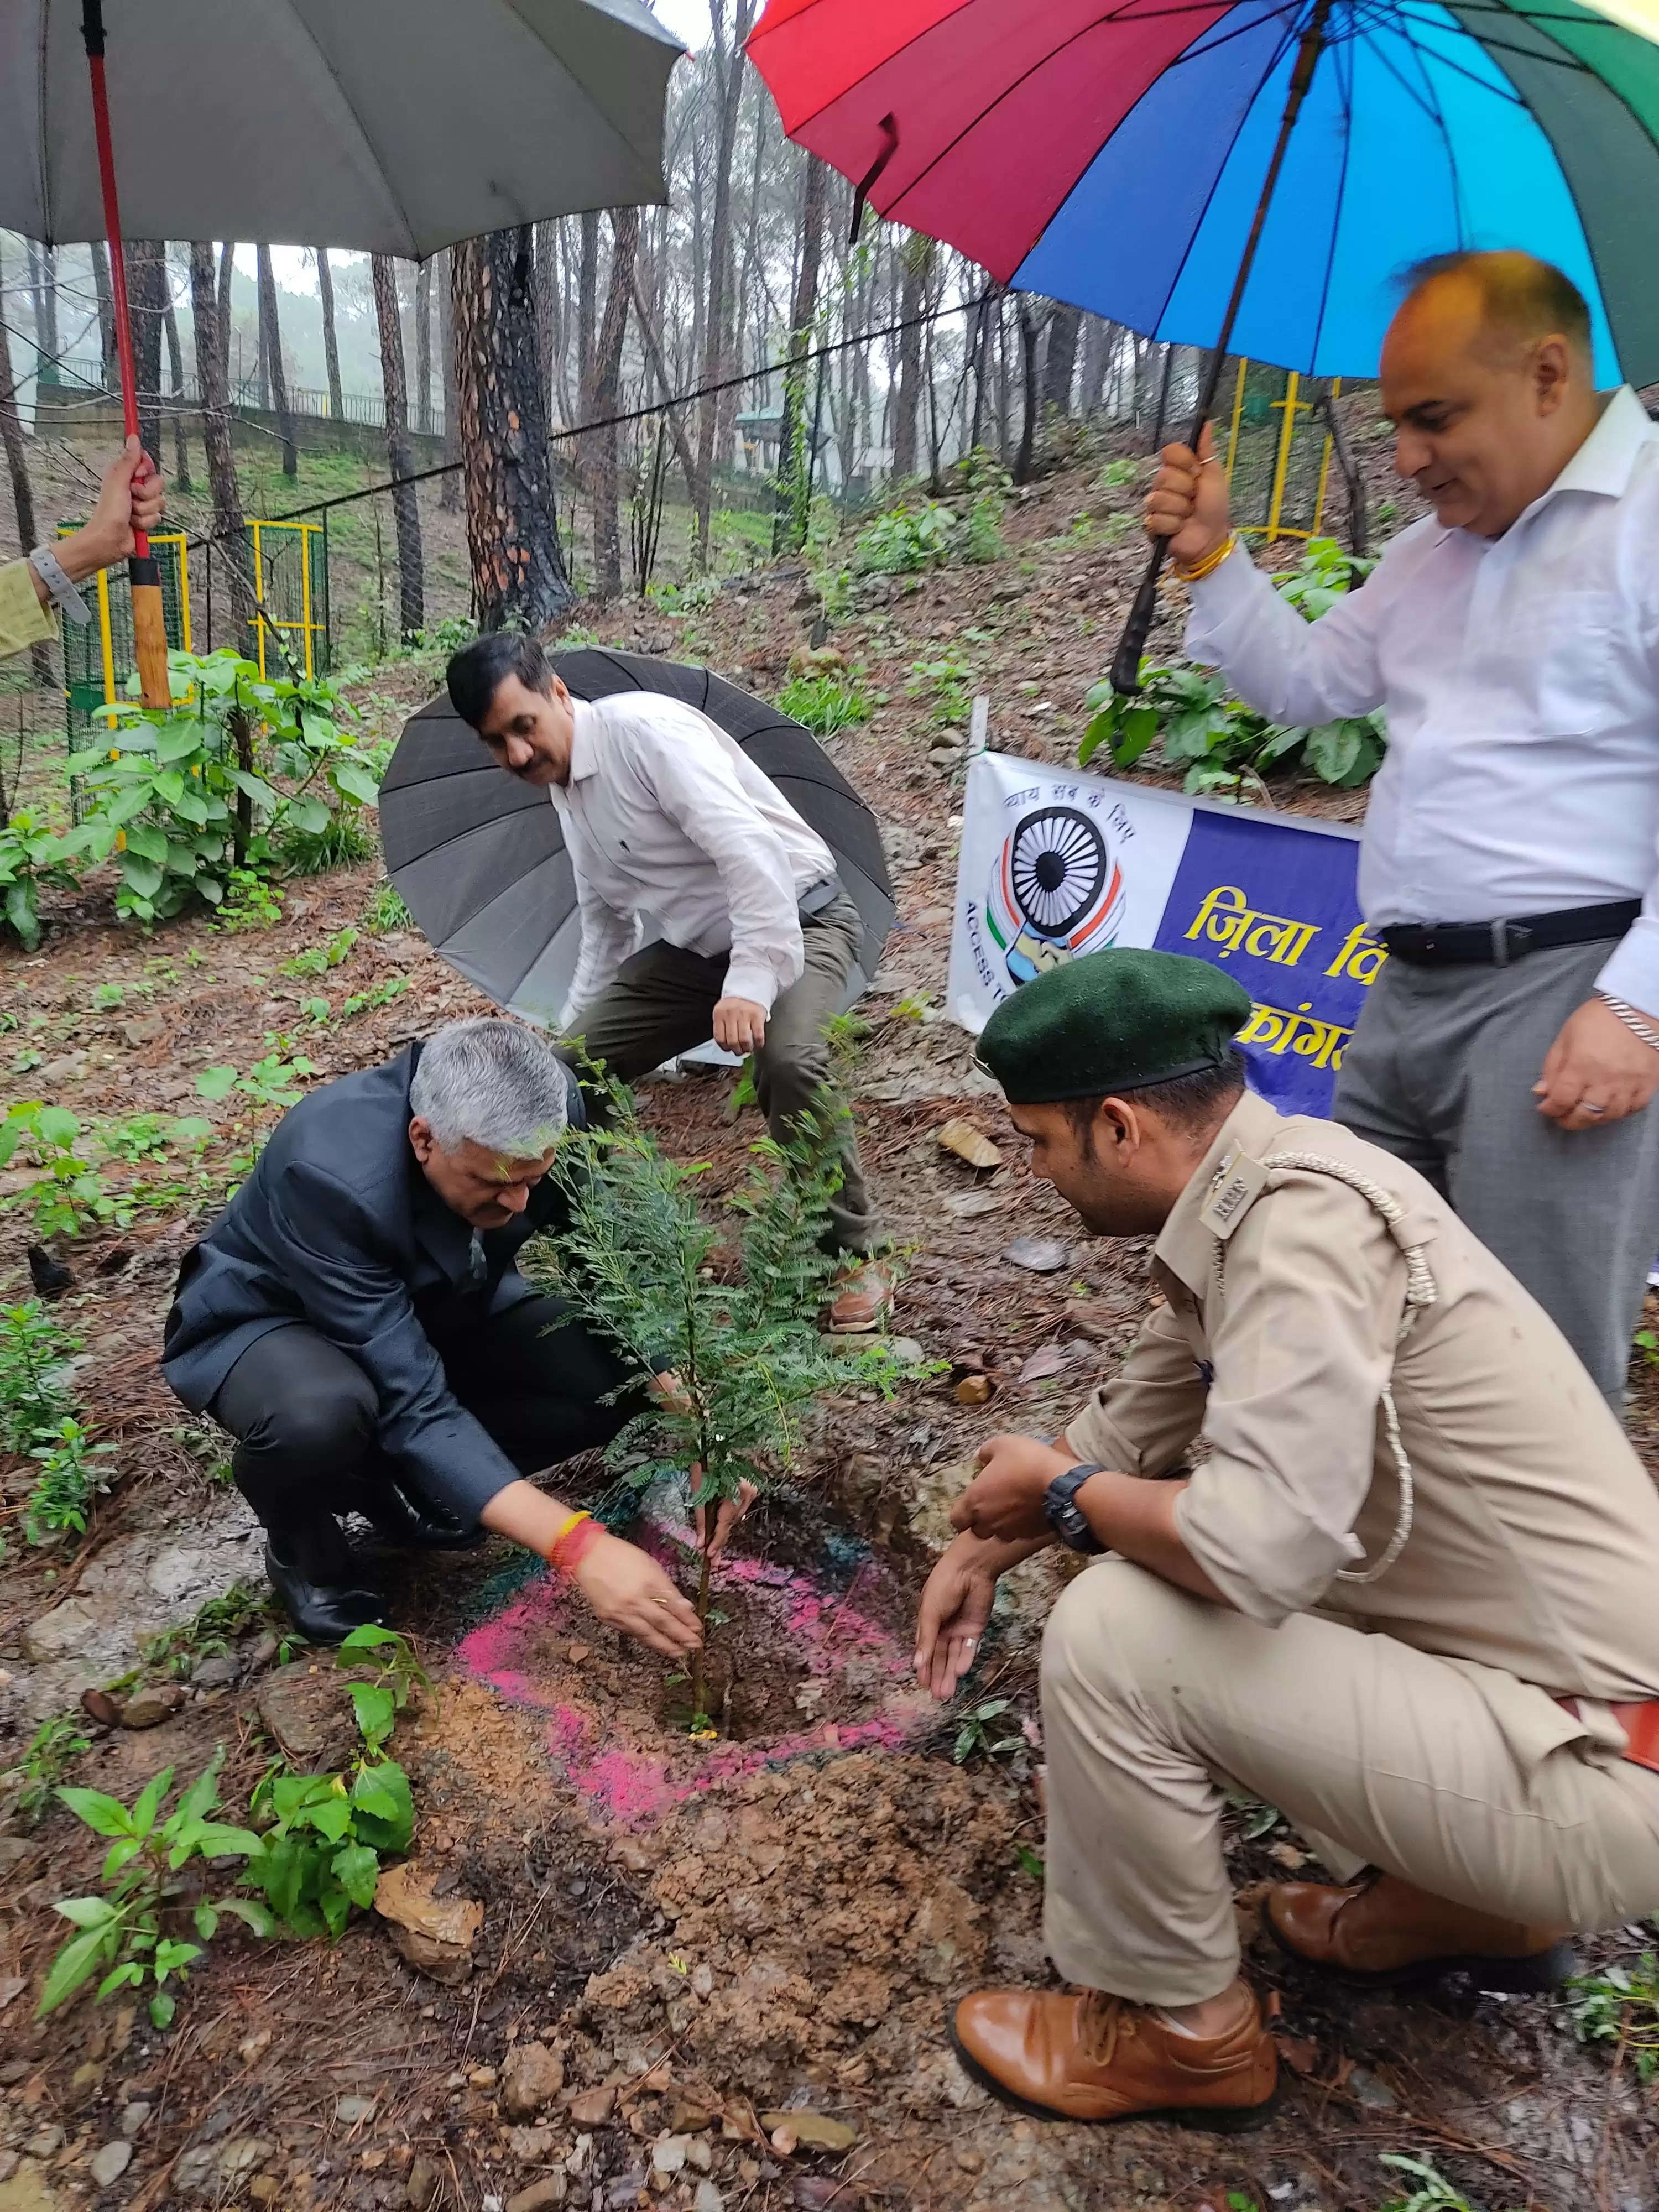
[25,241,59,379]
[776,152,827,551]
[1014,301,1042,485]
[373,254,425,641]
[534,220,559,422]
[451,227,572,633]
[436,248,460,512]
[576,212,599,395]
[1041,303,1081,418]
[216,242,235,381]
[1079,314,1110,416]
[161,268,192,492]
[628,266,700,504]
[692,0,756,565]
[189,242,252,650]
[590,208,639,600]
[0,263,54,684]
[316,246,345,420]
[90,242,116,387]
[890,232,932,484]
[127,241,167,484]
[257,244,298,475]
[414,259,432,436]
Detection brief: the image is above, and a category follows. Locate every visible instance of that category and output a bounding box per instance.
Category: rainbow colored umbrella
[750,0,1659,682]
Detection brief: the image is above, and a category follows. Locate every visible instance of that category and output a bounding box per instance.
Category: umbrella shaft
[82,0,148,557]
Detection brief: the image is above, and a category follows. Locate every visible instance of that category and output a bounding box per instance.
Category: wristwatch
[27,544,91,626]
[1045,1464,1107,1553]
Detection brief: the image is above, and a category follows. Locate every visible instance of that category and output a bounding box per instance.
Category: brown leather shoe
[826,1259,894,1333]
[1268,1871,1577,1992]
[950,1984,1278,2131]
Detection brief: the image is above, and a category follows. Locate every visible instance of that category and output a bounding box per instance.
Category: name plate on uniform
[948,753,1377,1119]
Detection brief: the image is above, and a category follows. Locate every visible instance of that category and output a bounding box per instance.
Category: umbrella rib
[1391,2,1593,70]
[270,0,422,255]
[1147,7,1304,339]
[1308,31,1355,371]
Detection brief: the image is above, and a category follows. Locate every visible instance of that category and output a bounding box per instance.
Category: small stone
[1347,2066,1397,2111]
[390,1922,474,1984]
[170,2144,220,2196]
[23,1599,100,1663]
[566,2086,615,2128]
[238,2032,272,2066]
[119,2104,150,2139]
[190,1652,240,1689]
[249,2179,281,2204]
[669,2104,713,2135]
[1266,1841,1307,1871]
[1001,1237,1070,1275]
[119,1682,186,1729]
[685,2141,713,2174]
[693,2188,723,2212]
[90,2142,132,2188]
[79,1687,122,1729]
[759,2114,857,2154]
[505,2127,554,2163]
[467,2067,498,2091]
[218,2137,275,2181]
[954,1374,993,1406]
[603,2177,646,2211]
[22,2126,64,2159]
[376,1861,484,1952]
[567,1642,593,1664]
[499,2042,563,2120]
[507,2182,567,2212]
[337,2096,377,2125]
[247,1632,280,1669]
[936,1118,1001,1171]
[406,2154,441,2209]
[651,2138,687,2176]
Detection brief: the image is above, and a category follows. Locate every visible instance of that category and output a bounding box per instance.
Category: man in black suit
[164,1018,706,1651]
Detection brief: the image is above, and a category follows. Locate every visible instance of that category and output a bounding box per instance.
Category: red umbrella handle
[82,0,170,708]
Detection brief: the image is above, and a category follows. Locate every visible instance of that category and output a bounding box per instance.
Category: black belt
[1378,899,1640,968]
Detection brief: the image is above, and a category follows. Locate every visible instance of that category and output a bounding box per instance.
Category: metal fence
[1222,360,1342,542]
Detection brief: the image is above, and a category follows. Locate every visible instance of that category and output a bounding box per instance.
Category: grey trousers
[1334,937,1659,1403]
[565,895,881,1258]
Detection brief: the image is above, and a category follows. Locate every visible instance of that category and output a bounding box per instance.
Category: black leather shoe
[359,1474,482,1551]
[263,1541,387,1645]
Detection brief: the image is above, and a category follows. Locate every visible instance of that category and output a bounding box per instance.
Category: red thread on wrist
[551,1515,604,1578]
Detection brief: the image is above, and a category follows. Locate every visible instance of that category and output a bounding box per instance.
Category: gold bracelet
[1175,531,1238,585]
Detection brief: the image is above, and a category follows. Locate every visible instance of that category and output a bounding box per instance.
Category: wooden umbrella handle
[82,0,170,710]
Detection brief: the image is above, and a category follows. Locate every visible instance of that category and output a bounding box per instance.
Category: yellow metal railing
[1223,362,1343,541]
[63,528,192,723]
[248,518,325,680]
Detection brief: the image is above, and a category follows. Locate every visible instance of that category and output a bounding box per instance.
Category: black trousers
[210,1295,634,1581]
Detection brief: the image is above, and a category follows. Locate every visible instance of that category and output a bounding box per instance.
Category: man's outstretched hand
[713,997,768,1055]
[572,1528,702,1658]
[694,1478,758,1561]
[914,1535,1003,1700]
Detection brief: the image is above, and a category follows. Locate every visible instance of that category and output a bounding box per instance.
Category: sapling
[551,1082,906,1734]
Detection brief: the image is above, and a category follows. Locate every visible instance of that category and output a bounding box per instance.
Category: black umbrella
[378,649,896,1031]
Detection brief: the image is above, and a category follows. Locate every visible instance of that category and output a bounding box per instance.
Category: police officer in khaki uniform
[915,950,1659,2131]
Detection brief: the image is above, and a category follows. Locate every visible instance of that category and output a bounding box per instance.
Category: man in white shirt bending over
[446,634,891,1332]
[1145,250,1659,1405]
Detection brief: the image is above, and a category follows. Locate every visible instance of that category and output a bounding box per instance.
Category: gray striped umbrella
[378,648,895,1030]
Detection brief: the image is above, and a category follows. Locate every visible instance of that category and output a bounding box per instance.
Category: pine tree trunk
[692,0,755,566]
[589,209,639,601]
[776,152,827,552]
[534,221,559,422]
[414,260,432,436]
[216,242,235,382]
[257,244,298,476]
[189,242,252,650]
[0,278,54,685]
[890,233,932,484]
[316,247,345,420]
[91,242,116,388]
[373,254,425,642]
[161,262,192,493]
[1042,304,1081,418]
[577,213,599,393]
[25,241,59,378]
[127,241,167,485]
[437,248,460,512]
[451,227,572,633]
[1079,314,1110,417]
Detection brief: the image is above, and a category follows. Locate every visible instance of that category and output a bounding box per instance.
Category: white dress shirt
[551,692,836,1027]
[1186,384,1659,1016]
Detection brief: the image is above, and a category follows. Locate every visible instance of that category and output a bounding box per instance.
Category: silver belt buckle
[1490,917,1513,967]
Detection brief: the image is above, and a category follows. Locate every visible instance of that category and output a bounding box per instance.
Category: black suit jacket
[162,1042,585,1519]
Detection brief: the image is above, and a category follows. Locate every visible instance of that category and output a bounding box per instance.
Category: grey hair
[409,1019,571,1154]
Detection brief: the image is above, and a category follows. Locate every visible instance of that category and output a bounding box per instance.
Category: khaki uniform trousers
[1041,1559,1659,2007]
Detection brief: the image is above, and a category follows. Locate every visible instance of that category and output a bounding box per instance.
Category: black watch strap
[1045,1463,1107,1553]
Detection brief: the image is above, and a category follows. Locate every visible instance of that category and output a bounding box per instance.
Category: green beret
[977,949,1251,1104]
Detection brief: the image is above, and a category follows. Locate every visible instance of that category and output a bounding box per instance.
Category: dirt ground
[3,427,1658,2212]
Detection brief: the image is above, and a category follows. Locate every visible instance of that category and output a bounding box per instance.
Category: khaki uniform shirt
[1063,1093,1659,1757]
[0,559,56,662]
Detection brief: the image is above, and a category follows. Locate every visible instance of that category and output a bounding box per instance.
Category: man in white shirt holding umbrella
[1146,249,1659,1405]
[446,632,893,1332]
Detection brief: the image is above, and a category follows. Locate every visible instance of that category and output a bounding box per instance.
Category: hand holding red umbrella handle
[81,0,171,711]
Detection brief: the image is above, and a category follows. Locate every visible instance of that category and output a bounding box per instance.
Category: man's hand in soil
[481,1478,701,1657]
[695,1477,758,1562]
[915,1529,1046,1700]
[712,996,768,1055]
[952,1433,1075,1544]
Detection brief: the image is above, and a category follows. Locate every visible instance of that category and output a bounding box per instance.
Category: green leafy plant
[852,500,958,576]
[280,924,359,978]
[0,1298,80,1454]
[1099,457,1139,489]
[23,1416,117,1544]
[551,1086,910,1734]
[335,1623,431,1757]
[0,1104,123,1239]
[1079,537,1386,799]
[777,671,874,737]
[0,811,100,950]
[907,652,976,728]
[197,1042,316,1114]
[363,880,412,933]
[140,1581,275,1677]
[951,1698,1022,1765]
[338,975,411,1022]
[210,868,286,932]
[38,1751,272,2027]
[3,1711,92,1826]
[1566,1952,1659,2083]
[1377,2154,1484,2212]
